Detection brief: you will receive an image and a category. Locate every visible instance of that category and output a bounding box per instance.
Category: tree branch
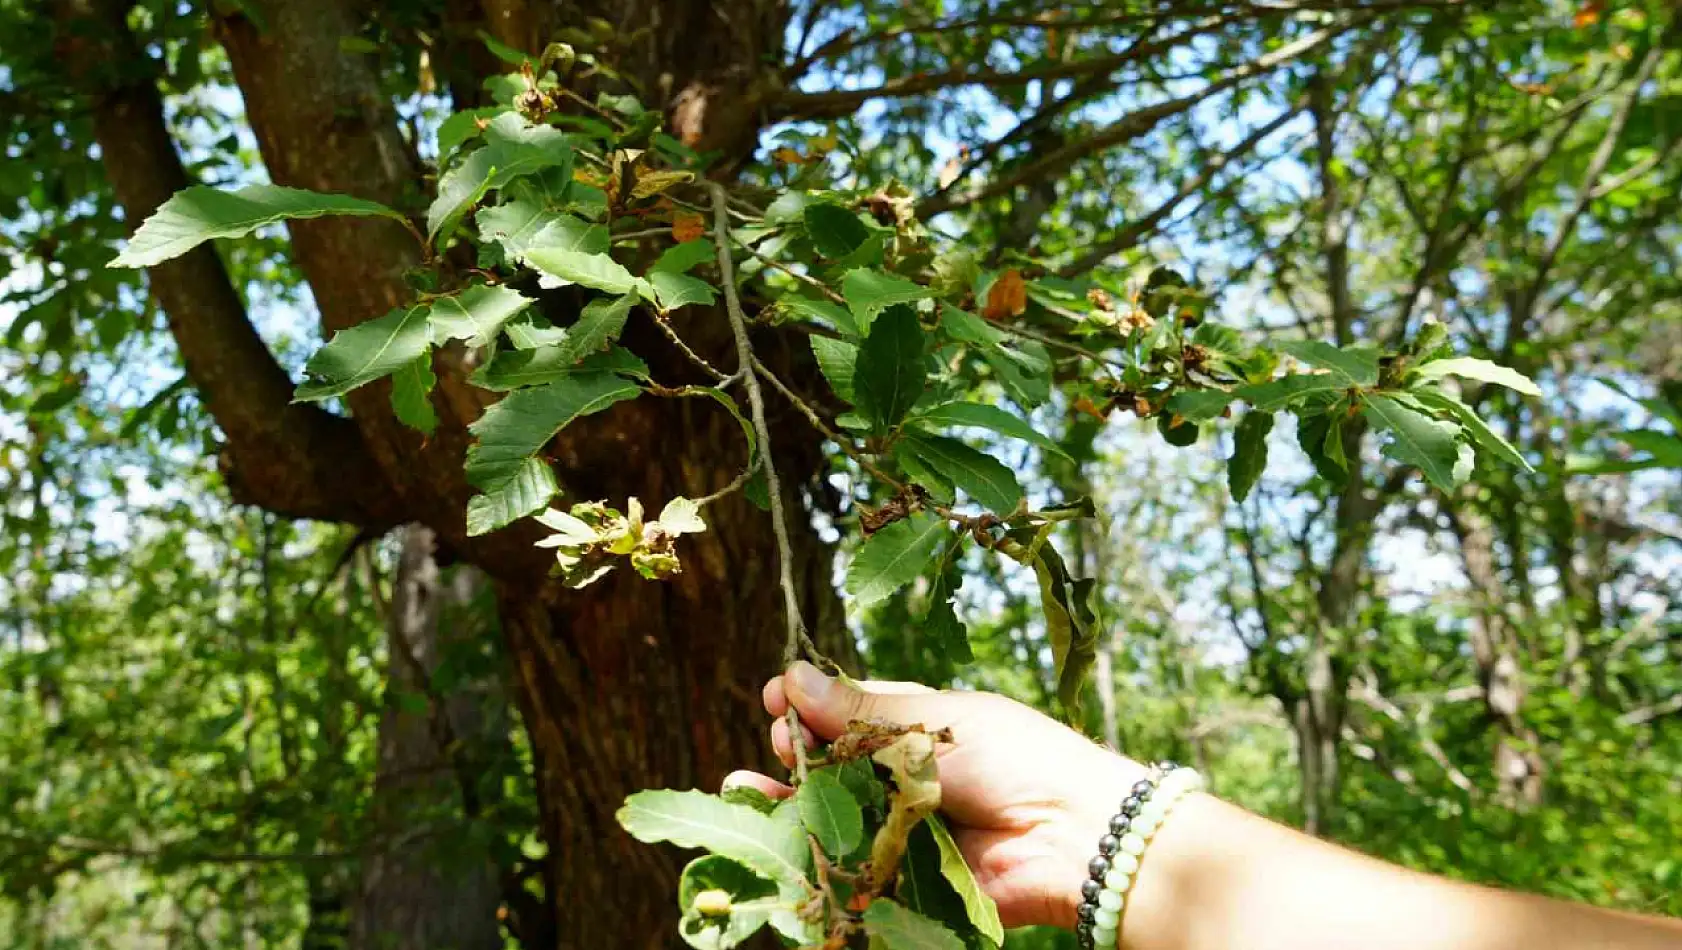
[919,20,1356,218]
[49,0,402,527]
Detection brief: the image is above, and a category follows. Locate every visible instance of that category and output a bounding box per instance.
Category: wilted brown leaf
[983,269,1028,321]
[671,212,705,243]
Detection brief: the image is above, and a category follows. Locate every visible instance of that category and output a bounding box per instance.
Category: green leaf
[1157,412,1199,447]
[429,113,574,242]
[720,786,778,814]
[805,203,871,258]
[1361,394,1465,491]
[677,856,779,950]
[1164,389,1236,423]
[763,191,809,225]
[551,294,635,364]
[854,306,927,432]
[836,758,887,814]
[111,185,405,268]
[780,295,859,337]
[472,345,648,391]
[1294,412,1348,485]
[1228,410,1273,502]
[1413,356,1541,397]
[465,458,558,536]
[1011,534,1097,720]
[862,899,965,950]
[295,305,431,401]
[1236,374,1346,411]
[894,441,956,504]
[436,107,502,159]
[912,402,1070,459]
[1412,389,1534,472]
[846,512,947,608]
[1279,340,1379,387]
[465,373,641,534]
[811,335,858,405]
[679,855,777,911]
[651,239,716,275]
[796,769,864,858]
[1615,429,1682,467]
[478,201,606,260]
[927,815,1003,945]
[923,549,971,663]
[525,248,641,296]
[425,284,534,348]
[843,269,932,337]
[617,790,809,890]
[650,271,718,312]
[899,431,1024,514]
[390,351,438,435]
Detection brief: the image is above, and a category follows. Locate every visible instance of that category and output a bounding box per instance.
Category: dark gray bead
[1121,795,1143,814]
[1078,929,1095,949]
[1109,813,1132,836]
[1078,903,1097,922]
[1088,855,1111,878]
[1132,779,1154,797]
[1081,879,1102,901]
[1097,834,1120,856]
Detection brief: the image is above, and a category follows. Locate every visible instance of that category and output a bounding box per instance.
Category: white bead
[1097,888,1123,912]
[1092,925,1118,947]
[1104,868,1132,891]
[1110,851,1140,875]
[1138,801,1167,825]
[1119,832,1146,855]
[1134,811,1162,837]
[1094,907,1120,929]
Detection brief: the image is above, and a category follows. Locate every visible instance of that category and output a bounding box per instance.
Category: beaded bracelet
[1074,762,1205,950]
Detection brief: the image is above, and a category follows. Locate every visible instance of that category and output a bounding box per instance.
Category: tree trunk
[352,525,505,950]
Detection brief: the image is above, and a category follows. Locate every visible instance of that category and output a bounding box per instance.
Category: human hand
[723,661,1148,931]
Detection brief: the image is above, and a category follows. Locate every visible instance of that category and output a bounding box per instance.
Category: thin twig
[712,182,815,783]
[644,307,733,383]
[749,354,906,491]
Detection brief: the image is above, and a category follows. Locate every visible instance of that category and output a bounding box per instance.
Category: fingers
[779,661,950,739]
[721,769,792,800]
[770,714,817,767]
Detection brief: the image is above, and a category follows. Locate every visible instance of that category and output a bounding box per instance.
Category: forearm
[1119,793,1682,950]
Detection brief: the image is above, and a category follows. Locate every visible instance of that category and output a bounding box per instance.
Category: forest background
[1,0,1679,948]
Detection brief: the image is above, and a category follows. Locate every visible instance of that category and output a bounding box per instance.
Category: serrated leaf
[111,184,404,268]
[912,402,1070,459]
[658,497,707,536]
[429,113,574,242]
[617,790,809,890]
[863,899,965,950]
[900,431,1023,514]
[844,269,932,337]
[1413,356,1541,397]
[525,248,640,295]
[855,306,927,432]
[390,351,438,435]
[927,815,1003,944]
[1362,394,1465,491]
[780,295,859,337]
[472,345,648,390]
[425,284,534,347]
[1236,373,1346,410]
[465,374,640,534]
[846,512,946,608]
[1294,412,1348,485]
[295,305,431,400]
[1164,389,1236,422]
[551,294,635,363]
[651,238,716,275]
[1412,389,1533,472]
[1228,410,1273,502]
[895,441,955,503]
[466,458,558,536]
[796,769,864,858]
[650,271,718,312]
[478,201,606,259]
[1279,340,1379,387]
[811,335,858,404]
[805,203,870,258]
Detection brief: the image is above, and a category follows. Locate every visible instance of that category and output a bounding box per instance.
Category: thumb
[783,661,952,739]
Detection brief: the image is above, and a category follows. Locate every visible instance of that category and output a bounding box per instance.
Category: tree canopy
[2,0,1679,947]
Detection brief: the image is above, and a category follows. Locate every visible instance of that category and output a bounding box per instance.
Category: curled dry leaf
[983,269,1028,321]
[672,212,706,243]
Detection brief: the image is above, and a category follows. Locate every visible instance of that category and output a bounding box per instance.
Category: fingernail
[791,661,835,703]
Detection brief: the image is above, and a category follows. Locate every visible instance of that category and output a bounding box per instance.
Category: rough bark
[352,525,504,950]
